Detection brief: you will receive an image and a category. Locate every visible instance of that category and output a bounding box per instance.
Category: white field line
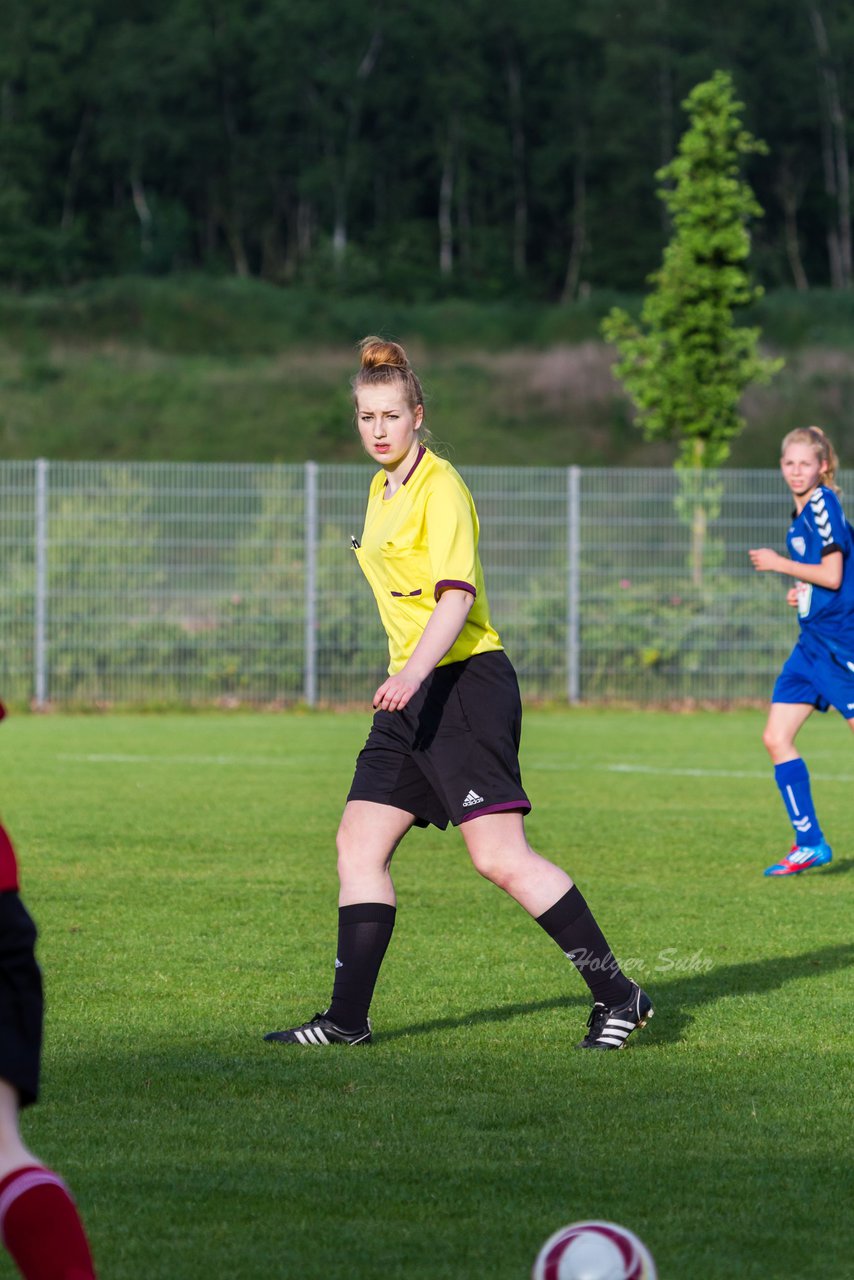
[528,761,854,783]
[56,753,854,784]
[56,752,294,768]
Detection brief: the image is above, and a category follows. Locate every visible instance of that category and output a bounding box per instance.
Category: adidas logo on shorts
[462,789,484,807]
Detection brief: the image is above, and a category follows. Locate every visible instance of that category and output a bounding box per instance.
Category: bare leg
[0,1080,34,1182]
[336,800,415,906]
[761,701,835,873]
[761,702,814,764]
[266,802,414,1040]
[0,1080,97,1277]
[459,811,644,1027]
[459,811,572,917]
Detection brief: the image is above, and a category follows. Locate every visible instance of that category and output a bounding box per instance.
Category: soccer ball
[531,1220,657,1280]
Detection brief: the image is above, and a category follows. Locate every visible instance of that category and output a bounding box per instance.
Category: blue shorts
[773,635,854,719]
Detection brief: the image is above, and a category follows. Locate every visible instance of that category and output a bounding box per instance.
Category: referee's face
[356,385,424,472]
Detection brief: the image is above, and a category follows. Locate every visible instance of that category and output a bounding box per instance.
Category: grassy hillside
[2,276,854,467]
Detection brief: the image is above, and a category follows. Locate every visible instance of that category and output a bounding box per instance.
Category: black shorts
[348,650,531,830]
[0,893,43,1107]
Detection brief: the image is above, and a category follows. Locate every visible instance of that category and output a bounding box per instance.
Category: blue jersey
[786,486,854,653]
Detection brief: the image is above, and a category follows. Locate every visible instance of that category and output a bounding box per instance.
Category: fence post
[34,458,49,708]
[567,464,580,704]
[304,461,318,707]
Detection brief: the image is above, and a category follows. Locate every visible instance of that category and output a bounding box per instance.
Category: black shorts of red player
[0,892,43,1108]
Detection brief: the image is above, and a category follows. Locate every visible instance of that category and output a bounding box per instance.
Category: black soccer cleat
[264,1012,372,1046]
[576,983,654,1050]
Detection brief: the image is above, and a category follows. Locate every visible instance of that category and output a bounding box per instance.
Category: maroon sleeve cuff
[435,579,477,601]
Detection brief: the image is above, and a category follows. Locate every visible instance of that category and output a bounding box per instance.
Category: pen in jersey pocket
[350,536,361,549]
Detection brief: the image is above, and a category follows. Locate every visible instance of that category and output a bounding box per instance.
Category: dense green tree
[2,1,854,296]
[602,70,781,469]
[602,70,783,580]
[0,1,104,282]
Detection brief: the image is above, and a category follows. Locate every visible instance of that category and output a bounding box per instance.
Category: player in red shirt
[0,701,97,1280]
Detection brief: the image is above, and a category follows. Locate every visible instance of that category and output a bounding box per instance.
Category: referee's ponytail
[782,426,842,495]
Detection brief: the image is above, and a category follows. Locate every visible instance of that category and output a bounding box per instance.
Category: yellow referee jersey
[354,447,503,674]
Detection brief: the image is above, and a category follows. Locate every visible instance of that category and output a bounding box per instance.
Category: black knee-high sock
[536,886,632,1007]
[326,902,396,1030]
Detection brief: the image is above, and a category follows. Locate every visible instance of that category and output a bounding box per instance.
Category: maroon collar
[384,444,426,489]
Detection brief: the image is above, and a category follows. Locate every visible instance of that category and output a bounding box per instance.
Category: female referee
[265,337,653,1051]
[749,425,854,876]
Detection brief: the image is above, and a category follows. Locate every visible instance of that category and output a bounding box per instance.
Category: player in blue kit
[749,426,854,876]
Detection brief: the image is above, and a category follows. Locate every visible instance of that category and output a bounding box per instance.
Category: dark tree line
[2,0,853,297]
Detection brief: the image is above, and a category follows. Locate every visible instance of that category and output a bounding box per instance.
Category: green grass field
[2,709,852,1279]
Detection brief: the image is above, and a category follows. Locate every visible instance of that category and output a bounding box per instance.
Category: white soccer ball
[531,1220,657,1280]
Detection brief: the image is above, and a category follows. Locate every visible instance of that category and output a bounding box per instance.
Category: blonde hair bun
[358,336,409,370]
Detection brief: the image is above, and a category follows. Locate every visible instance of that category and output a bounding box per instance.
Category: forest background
[3,0,854,467]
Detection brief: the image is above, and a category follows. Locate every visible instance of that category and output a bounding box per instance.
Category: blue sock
[774,758,823,847]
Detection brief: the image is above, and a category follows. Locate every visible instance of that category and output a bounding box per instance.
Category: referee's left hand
[373,671,423,712]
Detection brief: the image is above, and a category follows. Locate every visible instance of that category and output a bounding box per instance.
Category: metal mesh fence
[2,459,846,708]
